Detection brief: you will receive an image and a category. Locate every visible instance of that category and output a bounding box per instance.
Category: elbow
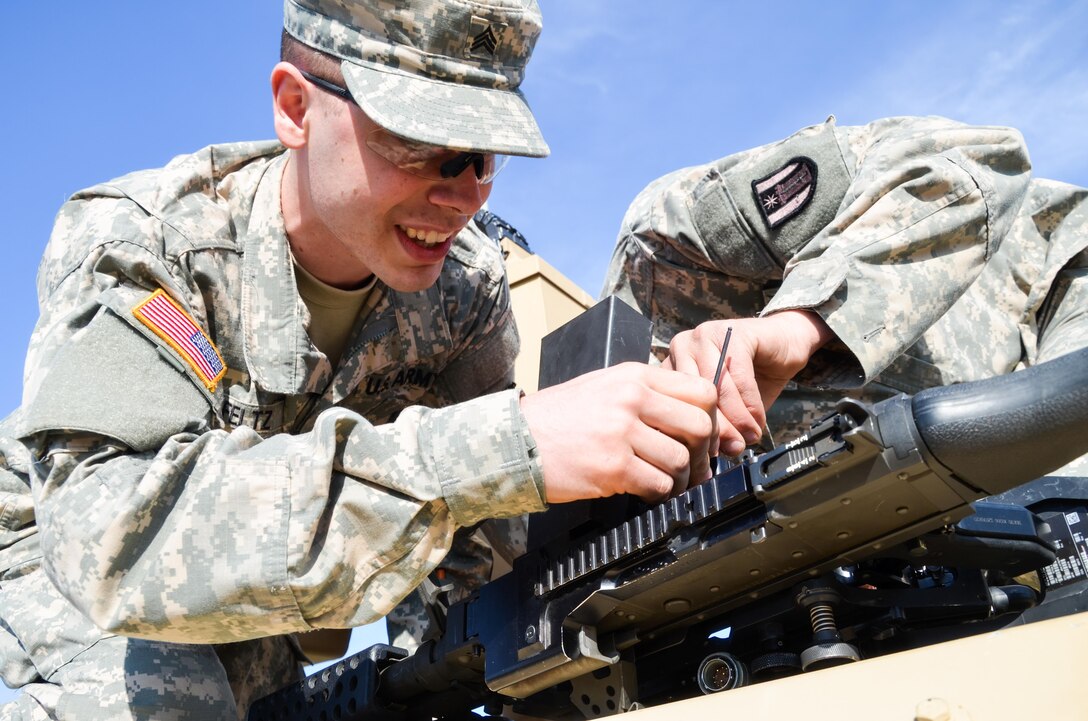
[37,535,188,643]
[37,548,135,636]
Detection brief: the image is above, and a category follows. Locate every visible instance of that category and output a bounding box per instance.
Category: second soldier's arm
[604,116,1032,434]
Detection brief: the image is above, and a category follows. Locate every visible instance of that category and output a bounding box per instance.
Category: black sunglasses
[297,70,502,182]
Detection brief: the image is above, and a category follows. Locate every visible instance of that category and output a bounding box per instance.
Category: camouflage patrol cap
[283,0,549,157]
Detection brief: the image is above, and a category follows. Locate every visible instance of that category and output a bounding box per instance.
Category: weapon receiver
[250,299,1088,721]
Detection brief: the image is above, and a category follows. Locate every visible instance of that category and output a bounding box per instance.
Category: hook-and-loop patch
[133,289,226,391]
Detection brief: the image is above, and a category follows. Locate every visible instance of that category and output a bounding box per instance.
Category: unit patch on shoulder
[133,288,226,391]
[752,156,818,229]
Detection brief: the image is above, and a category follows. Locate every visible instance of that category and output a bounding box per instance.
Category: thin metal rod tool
[712,327,733,389]
[707,327,732,473]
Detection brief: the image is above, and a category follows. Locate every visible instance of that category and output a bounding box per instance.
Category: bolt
[908,538,929,558]
[914,698,952,721]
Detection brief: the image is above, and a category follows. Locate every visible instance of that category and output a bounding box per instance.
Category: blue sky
[2,0,1087,703]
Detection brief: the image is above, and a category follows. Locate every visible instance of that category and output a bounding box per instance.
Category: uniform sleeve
[1025,182,1088,365]
[21,235,546,645]
[380,225,527,653]
[602,116,1032,385]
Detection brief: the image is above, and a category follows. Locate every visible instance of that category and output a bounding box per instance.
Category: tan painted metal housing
[624,612,1088,720]
[502,239,596,393]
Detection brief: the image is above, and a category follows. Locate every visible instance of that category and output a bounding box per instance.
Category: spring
[809,604,837,635]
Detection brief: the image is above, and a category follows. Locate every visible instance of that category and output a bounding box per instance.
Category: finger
[659,333,759,456]
[652,361,722,467]
[596,424,678,502]
[672,328,728,460]
[709,407,727,459]
[667,324,732,383]
[622,457,675,504]
[688,440,712,488]
[625,422,693,500]
[636,388,713,446]
[689,347,761,452]
[640,365,718,412]
[706,404,721,470]
[713,362,762,452]
[635,387,718,500]
[720,348,768,435]
[666,333,702,378]
[753,374,788,413]
[639,365,723,472]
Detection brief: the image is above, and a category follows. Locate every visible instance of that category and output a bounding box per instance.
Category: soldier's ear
[271,62,309,150]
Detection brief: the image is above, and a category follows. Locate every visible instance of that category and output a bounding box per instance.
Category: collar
[238,152,457,400]
[240,153,330,394]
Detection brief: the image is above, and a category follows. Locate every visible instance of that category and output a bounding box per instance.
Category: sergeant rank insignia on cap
[753,156,817,229]
[467,16,504,59]
[133,288,226,391]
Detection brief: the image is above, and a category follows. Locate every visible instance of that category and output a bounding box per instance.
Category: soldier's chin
[382,265,444,293]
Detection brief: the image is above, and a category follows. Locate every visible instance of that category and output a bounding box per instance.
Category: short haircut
[280,29,343,82]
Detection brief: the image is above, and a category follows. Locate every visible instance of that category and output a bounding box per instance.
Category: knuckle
[614,380,648,409]
[674,475,690,496]
[666,444,690,476]
[657,477,675,499]
[719,422,744,442]
[698,379,720,407]
[693,319,725,342]
[601,454,629,486]
[668,331,690,353]
[693,412,715,440]
[746,402,766,423]
[644,475,672,503]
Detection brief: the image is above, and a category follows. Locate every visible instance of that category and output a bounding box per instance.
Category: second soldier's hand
[665,310,834,457]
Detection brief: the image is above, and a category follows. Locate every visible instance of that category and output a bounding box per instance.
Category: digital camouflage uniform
[0,140,546,718]
[603,115,1088,476]
[2,0,554,717]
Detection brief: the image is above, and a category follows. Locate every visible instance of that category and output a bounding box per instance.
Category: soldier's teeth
[402,226,446,246]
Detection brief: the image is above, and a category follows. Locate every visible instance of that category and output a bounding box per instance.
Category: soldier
[0,1,722,718]
[603,115,1088,474]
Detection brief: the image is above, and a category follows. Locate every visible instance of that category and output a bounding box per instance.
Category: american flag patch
[133,289,226,391]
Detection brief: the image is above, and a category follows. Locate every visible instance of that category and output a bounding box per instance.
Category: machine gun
[250,300,1088,721]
